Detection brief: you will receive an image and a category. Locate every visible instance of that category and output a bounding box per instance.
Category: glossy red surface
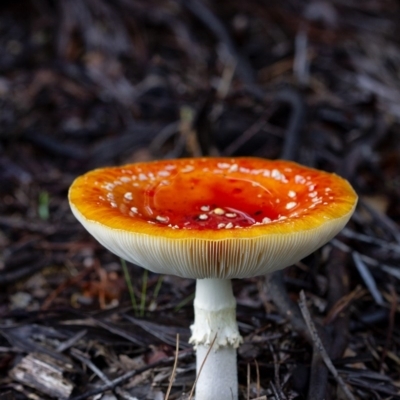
[69,157,357,238]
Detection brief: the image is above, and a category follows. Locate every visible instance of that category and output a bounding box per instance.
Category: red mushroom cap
[69,157,357,279]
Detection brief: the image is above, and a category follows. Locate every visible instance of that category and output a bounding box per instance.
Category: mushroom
[68,157,358,400]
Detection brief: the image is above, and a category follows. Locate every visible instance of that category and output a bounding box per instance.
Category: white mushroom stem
[189,278,243,400]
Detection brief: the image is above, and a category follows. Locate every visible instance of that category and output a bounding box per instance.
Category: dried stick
[298,291,356,400]
[69,350,193,400]
[308,345,330,400]
[325,247,354,360]
[247,363,251,400]
[255,359,261,398]
[380,284,397,370]
[70,348,112,386]
[266,267,330,398]
[270,382,283,400]
[268,342,286,400]
[277,88,305,162]
[181,0,255,85]
[265,271,310,342]
[165,334,180,400]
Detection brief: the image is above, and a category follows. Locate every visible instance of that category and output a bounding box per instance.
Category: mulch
[0,0,399,399]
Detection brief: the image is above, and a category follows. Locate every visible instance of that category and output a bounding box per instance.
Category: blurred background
[0,0,400,399]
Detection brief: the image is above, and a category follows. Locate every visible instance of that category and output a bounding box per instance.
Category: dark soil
[0,0,399,399]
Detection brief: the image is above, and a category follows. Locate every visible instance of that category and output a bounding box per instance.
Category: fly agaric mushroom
[69,157,357,400]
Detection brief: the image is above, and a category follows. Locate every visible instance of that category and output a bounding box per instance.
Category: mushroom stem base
[195,344,238,400]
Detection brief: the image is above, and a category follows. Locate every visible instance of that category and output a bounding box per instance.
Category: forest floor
[0,0,400,399]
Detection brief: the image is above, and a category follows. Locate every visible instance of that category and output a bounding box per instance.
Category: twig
[341,227,400,254]
[270,382,282,400]
[247,363,251,400]
[222,110,273,156]
[325,245,353,363]
[298,291,356,400]
[224,87,305,158]
[352,252,384,306]
[308,344,329,400]
[294,26,310,86]
[380,284,397,371]
[149,121,185,159]
[123,314,190,348]
[268,342,286,400]
[70,348,112,385]
[333,239,400,281]
[75,344,139,400]
[180,0,255,85]
[265,271,310,342]
[165,334,180,400]
[255,359,261,398]
[88,315,144,347]
[324,285,364,326]
[69,350,193,400]
[277,87,306,162]
[56,329,87,353]
[358,200,400,244]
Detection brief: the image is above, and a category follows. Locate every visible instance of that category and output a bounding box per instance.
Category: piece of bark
[9,352,74,399]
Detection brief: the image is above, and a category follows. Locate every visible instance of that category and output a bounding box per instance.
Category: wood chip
[9,352,74,399]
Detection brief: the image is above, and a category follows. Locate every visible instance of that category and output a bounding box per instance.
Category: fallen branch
[69,350,193,400]
[298,291,356,400]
